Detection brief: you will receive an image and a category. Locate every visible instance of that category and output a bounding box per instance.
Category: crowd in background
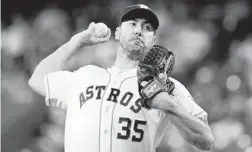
[1,0,252,152]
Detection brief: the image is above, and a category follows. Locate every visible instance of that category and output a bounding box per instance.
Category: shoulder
[169,77,194,101]
[169,77,181,85]
[169,77,188,92]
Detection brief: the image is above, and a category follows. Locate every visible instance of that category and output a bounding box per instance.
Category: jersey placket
[100,74,121,152]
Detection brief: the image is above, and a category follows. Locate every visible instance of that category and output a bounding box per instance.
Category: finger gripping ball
[94,22,109,38]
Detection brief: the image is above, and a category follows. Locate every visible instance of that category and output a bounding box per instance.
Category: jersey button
[105,106,111,112]
[104,129,108,134]
[114,81,119,86]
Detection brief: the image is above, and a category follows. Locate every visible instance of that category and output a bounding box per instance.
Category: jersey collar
[107,66,137,77]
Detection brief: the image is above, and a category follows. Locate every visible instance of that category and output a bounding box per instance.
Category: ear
[115,27,120,40]
[152,35,156,45]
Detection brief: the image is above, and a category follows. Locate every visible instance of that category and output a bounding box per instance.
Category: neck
[113,46,138,70]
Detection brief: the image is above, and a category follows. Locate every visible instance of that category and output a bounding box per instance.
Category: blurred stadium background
[1,0,252,152]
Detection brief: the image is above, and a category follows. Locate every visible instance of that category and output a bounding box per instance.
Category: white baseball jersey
[44,65,207,152]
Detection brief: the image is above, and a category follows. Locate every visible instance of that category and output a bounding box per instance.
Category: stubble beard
[126,45,145,61]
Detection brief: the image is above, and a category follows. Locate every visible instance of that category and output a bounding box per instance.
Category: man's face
[116,18,156,60]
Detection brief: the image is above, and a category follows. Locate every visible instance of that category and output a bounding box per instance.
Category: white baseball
[94,22,109,38]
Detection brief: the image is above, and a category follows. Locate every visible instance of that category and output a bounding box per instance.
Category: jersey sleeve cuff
[44,74,67,109]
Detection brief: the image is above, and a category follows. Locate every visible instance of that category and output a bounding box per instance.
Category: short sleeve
[169,77,208,123]
[44,65,98,109]
[191,101,209,124]
[44,71,76,109]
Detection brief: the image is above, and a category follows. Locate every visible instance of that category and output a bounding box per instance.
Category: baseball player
[29,4,214,152]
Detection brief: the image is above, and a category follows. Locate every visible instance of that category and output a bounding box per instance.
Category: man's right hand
[71,22,111,48]
[28,22,111,97]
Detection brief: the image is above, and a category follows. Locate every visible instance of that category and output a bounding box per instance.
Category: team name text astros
[79,85,143,113]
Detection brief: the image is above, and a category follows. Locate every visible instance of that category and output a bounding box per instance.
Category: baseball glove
[137,45,175,108]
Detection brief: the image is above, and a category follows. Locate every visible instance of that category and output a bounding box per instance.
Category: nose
[133,24,142,36]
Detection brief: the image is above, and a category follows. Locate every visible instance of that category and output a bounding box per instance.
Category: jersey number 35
[117,117,147,142]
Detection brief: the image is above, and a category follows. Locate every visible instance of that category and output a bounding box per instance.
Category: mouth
[133,39,142,43]
[130,36,143,43]
[130,39,143,47]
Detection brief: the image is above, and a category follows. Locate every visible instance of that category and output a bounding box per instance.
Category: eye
[143,24,153,31]
[143,25,150,30]
[129,22,136,26]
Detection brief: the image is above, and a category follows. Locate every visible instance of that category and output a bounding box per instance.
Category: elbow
[28,76,46,97]
[28,77,37,93]
[192,133,214,151]
[28,75,37,90]
[28,77,34,88]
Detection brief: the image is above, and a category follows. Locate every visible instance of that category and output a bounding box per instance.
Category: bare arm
[151,93,214,151]
[28,22,111,96]
[28,39,79,96]
[168,106,214,151]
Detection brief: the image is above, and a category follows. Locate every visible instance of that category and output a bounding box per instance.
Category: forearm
[28,37,82,96]
[37,38,81,70]
[168,106,210,134]
[167,106,214,150]
[169,114,213,150]
[151,93,213,136]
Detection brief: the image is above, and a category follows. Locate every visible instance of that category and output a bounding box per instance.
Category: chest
[72,70,144,113]
[64,69,164,150]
